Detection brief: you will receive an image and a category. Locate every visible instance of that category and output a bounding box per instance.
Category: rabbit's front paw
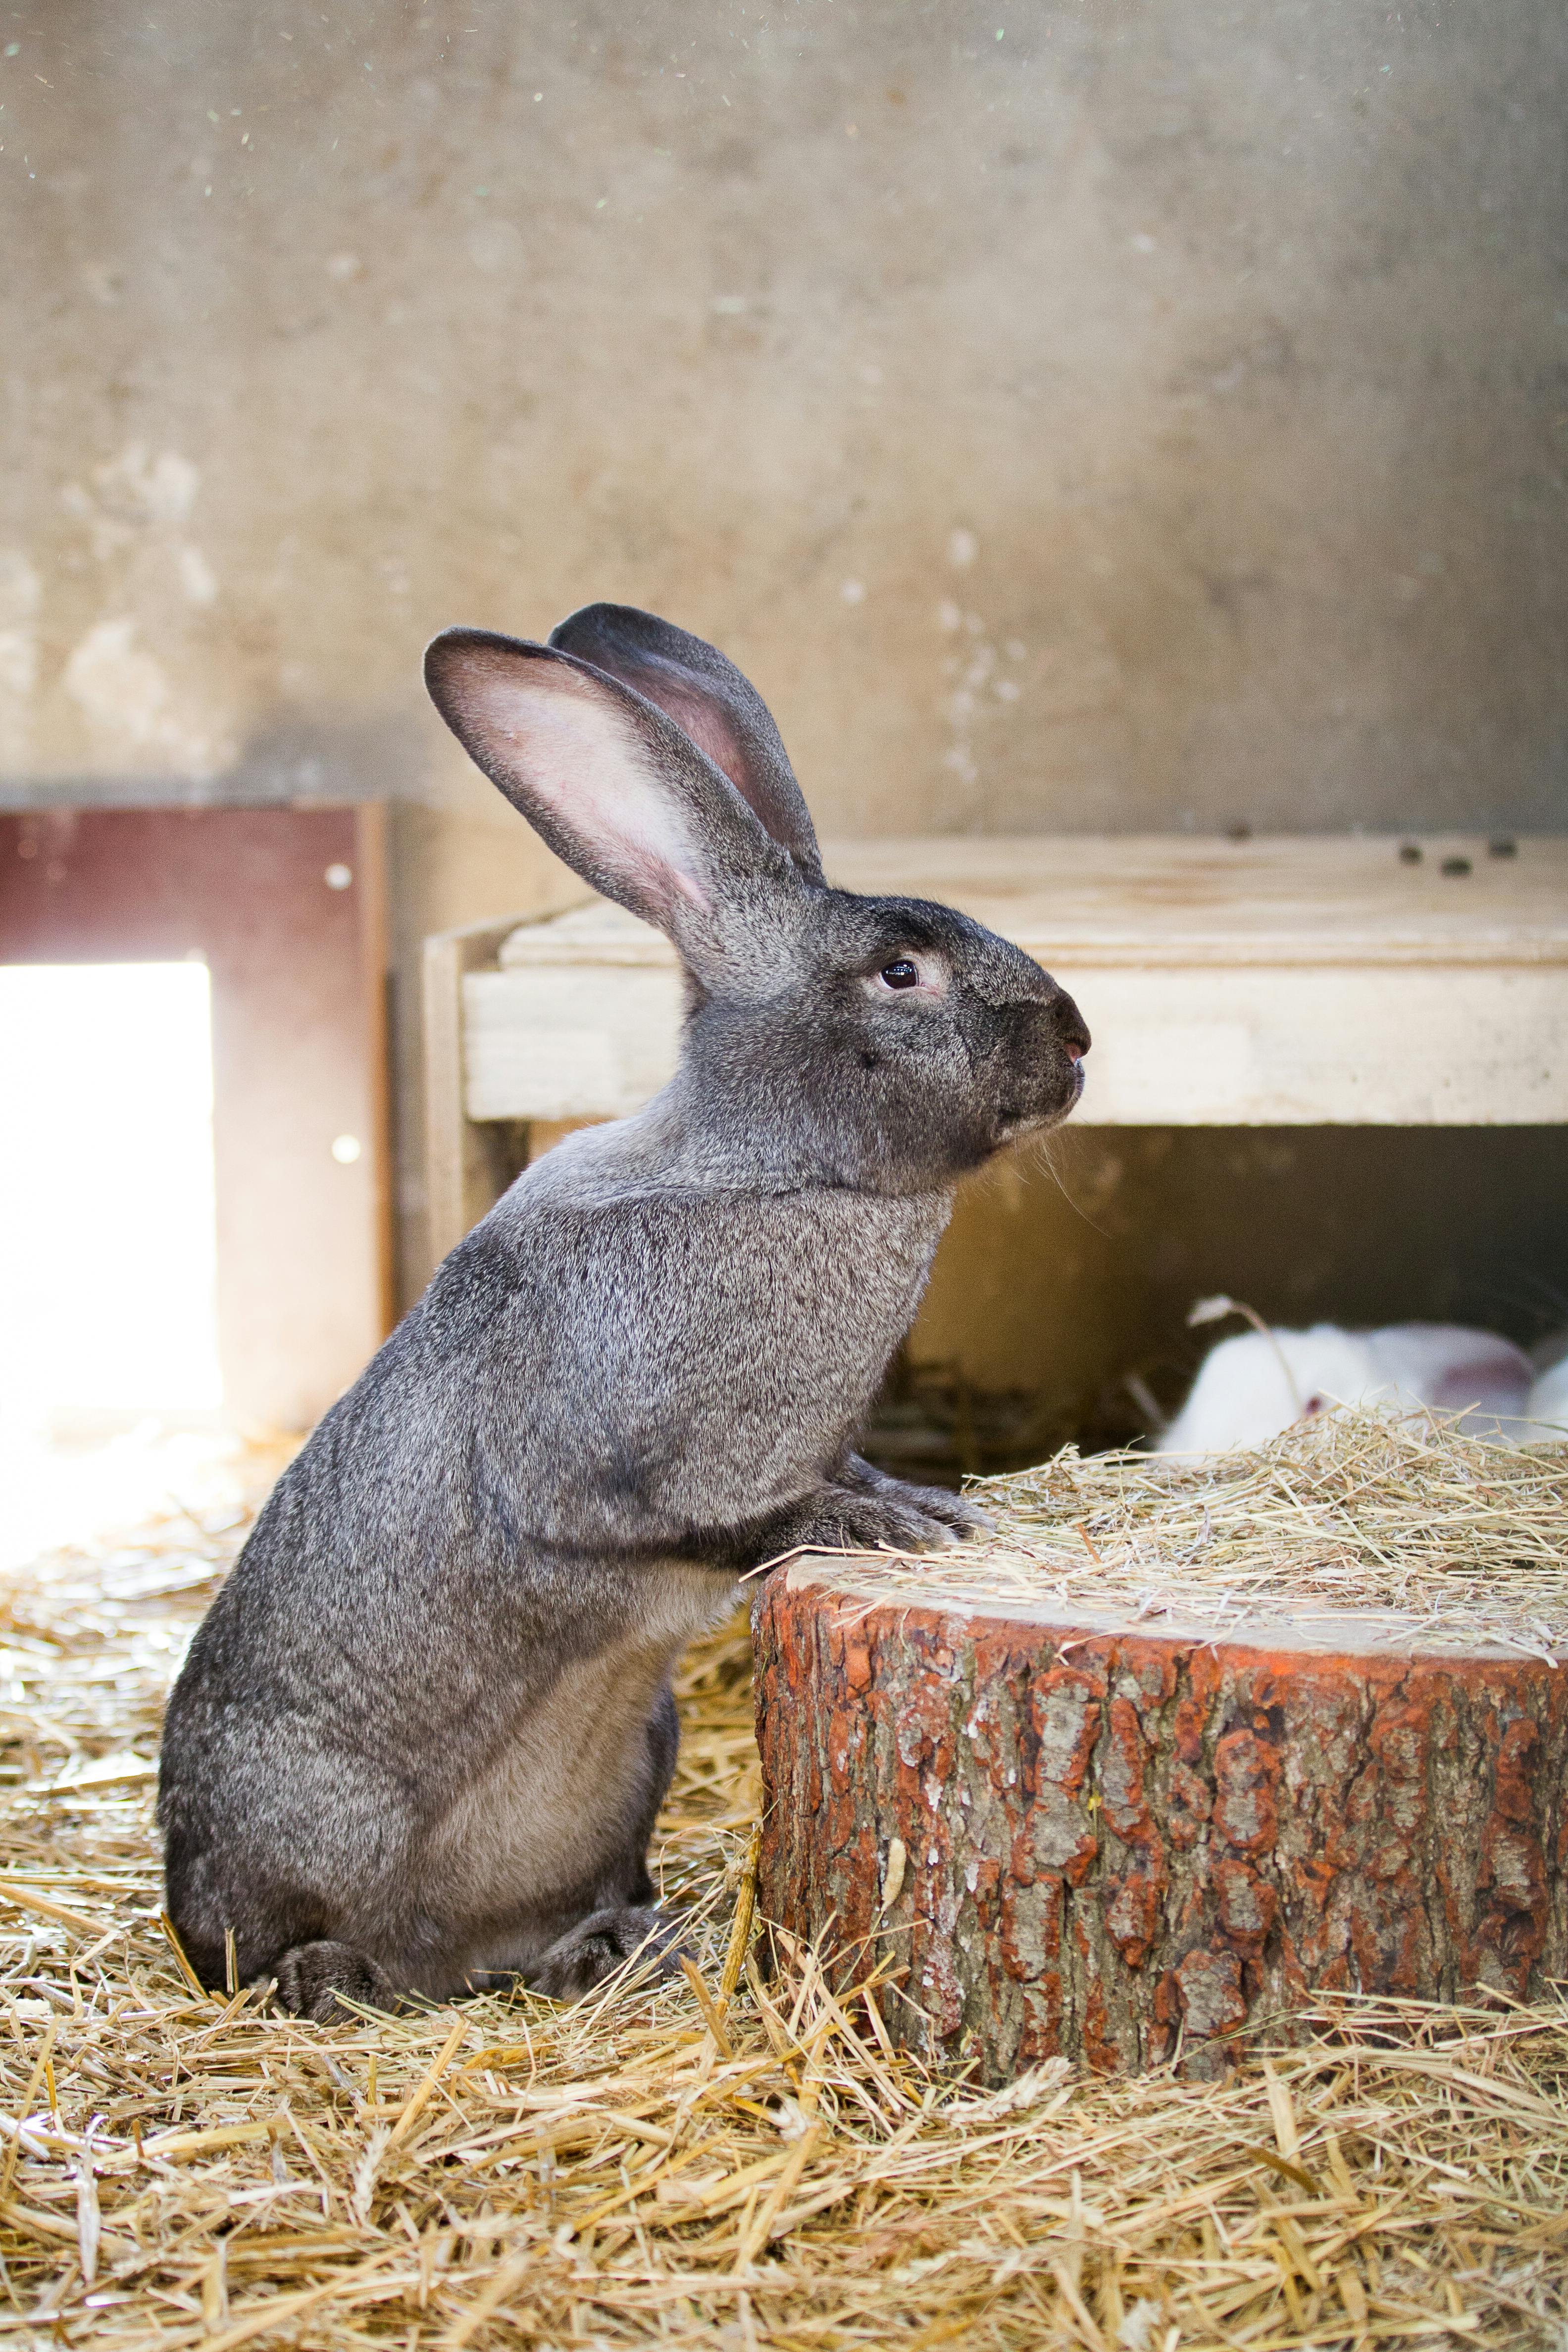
[842,1454,993,1540]
[771,1479,983,1557]
[863,1473,995,1542]
[273,1939,396,2024]
[529,1905,687,2002]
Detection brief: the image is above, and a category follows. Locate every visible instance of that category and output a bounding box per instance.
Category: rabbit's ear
[548,603,825,886]
[424,628,801,956]
[1369,1324,1534,1416]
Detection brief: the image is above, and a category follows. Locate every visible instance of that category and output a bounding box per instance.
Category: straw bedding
[0,1420,1564,2349]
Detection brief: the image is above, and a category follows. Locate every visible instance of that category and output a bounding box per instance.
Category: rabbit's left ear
[424,627,806,982]
[549,603,825,886]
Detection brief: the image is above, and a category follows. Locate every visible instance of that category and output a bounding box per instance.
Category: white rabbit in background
[1364,1325,1536,1426]
[1156,1320,1536,1457]
[1527,1339,1568,1434]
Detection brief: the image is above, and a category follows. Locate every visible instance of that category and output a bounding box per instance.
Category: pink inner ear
[654,687,748,795]
[1430,1361,1532,1412]
[477,667,714,920]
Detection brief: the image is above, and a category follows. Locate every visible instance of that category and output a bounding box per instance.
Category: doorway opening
[0,962,231,1567]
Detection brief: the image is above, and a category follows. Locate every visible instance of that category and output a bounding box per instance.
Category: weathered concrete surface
[2,1,1565,1295]
[756,1569,1568,2079]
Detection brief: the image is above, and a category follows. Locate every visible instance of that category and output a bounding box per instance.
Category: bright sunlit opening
[0,950,227,1467]
[0,964,227,1420]
[0,961,223,1422]
[0,962,234,1569]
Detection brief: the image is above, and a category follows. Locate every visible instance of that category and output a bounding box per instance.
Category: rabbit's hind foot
[529,1905,688,2002]
[273,1939,397,2024]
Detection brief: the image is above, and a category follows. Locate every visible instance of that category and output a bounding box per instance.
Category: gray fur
[158,604,1089,2020]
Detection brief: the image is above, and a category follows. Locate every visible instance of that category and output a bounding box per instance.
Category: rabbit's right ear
[424,628,804,965]
[548,603,824,886]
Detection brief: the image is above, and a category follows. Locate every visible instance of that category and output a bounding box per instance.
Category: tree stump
[754,1556,1568,2081]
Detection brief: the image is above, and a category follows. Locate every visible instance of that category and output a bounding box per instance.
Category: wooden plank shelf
[425,834,1568,1261]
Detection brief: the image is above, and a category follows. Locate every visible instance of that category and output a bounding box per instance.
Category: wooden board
[421,916,528,1264]
[453,835,1568,1146]
[488,834,1568,970]
[821,833,1568,968]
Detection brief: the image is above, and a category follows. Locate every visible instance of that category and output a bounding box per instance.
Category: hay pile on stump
[0,1423,1562,2347]
[868,1408,1568,1660]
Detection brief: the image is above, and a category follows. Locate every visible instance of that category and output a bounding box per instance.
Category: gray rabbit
[157,606,1089,2020]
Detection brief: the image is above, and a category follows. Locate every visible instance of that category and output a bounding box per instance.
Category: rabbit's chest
[644,1187,951,1503]
[761,1187,948,1382]
[490,1180,952,1543]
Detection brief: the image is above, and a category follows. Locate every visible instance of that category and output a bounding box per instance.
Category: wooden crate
[423,834,1568,1262]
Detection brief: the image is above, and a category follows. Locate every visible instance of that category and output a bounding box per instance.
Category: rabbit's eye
[880,959,920,990]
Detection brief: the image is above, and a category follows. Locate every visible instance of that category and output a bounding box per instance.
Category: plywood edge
[354,804,395,1342]
[421,915,524,1265]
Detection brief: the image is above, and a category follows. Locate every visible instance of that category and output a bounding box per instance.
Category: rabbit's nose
[1051,990,1091,1060]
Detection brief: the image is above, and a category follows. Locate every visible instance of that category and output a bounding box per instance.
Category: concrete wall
[3,0,1565,1321]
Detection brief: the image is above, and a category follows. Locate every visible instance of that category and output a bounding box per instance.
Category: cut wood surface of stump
[753,1422,1568,2082]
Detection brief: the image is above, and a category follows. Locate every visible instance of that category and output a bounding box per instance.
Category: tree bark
[753,1558,1568,2080]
